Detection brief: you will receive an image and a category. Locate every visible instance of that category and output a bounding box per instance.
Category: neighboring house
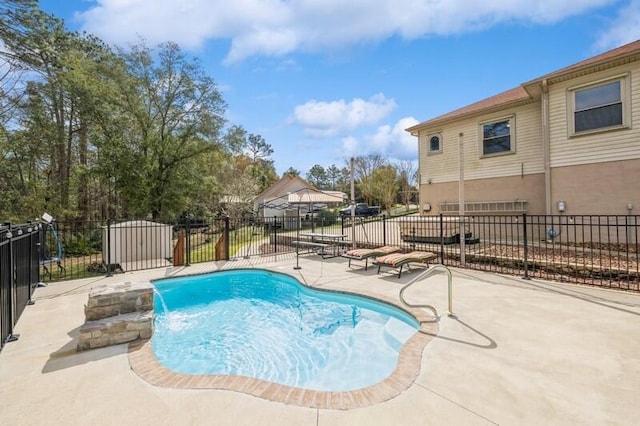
[254,174,346,218]
[406,39,640,216]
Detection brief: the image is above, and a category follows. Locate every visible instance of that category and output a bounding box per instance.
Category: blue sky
[39,0,640,176]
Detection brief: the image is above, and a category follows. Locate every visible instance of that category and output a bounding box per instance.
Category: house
[254,174,346,218]
[406,39,640,216]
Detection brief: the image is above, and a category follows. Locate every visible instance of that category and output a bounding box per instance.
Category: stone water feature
[78,281,154,351]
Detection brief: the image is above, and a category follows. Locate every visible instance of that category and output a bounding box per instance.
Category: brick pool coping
[128,293,438,410]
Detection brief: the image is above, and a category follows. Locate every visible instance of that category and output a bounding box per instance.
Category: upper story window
[481,117,514,157]
[428,134,442,154]
[571,77,626,134]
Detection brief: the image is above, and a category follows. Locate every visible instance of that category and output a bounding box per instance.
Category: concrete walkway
[1,253,639,425]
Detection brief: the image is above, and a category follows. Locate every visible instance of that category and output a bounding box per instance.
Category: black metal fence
[1,222,41,350]
[5,214,638,293]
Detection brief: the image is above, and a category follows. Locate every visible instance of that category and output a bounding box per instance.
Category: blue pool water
[151,269,418,391]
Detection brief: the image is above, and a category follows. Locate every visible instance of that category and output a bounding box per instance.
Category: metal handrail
[399,264,454,322]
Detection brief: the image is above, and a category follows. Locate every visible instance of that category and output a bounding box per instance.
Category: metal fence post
[439,214,445,265]
[36,223,42,285]
[381,215,386,246]
[27,223,35,305]
[523,213,530,280]
[459,215,466,267]
[185,216,191,266]
[7,223,13,297]
[5,222,18,343]
[224,216,230,260]
[273,216,278,254]
[106,218,112,277]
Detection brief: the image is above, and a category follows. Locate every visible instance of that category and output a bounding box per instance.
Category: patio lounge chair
[341,245,401,270]
[373,251,438,278]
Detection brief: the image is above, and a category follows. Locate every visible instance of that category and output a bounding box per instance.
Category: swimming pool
[151,269,419,392]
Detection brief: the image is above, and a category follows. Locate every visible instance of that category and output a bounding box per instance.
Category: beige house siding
[418,130,458,184]
[411,41,640,216]
[548,63,640,168]
[551,159,640,214]
[419,102,543,184]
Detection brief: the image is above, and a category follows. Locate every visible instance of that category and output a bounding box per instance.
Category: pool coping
[128,289,438,410]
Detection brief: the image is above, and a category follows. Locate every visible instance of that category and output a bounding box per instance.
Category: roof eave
[406,97,536,134]
[522,51,640,90]
[408,40,640,135]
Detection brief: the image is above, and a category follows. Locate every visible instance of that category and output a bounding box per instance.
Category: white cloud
[593,0,640,51]
[341,136,360,158]
[365,117,420,160]
[291,94,396,138]
[75,0,616,63]
[339,116,420,161]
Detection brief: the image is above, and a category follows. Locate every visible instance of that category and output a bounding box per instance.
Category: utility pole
[350,157,356,249]
[458,132,466,266]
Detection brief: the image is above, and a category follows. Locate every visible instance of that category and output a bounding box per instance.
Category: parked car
[339,203,381,217]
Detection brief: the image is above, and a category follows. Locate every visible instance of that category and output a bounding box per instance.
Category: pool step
[77,281,154,351]
[383,317,416,351]
[78,311,153,351]
[84,281,153,320]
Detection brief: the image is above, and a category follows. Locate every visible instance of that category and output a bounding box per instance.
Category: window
[571,78,626,134]
[428,134,442,154]
[481,117,514,156]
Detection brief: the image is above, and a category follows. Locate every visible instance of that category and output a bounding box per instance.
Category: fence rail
[2,214,638,296]
[1,222,41,350]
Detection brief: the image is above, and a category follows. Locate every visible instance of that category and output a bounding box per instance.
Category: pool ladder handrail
[399,264,454,322]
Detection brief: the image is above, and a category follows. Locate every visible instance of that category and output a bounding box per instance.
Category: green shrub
[65,234,98,256]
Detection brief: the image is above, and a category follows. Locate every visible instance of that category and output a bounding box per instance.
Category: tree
[236,131,278,192]
[0,7,268,221]
[0,0,33,126]
[353,154,387,204]
[246,133,273,162]
[119,41,227,219]
[217,159,261,217]
[0,128,47,219]
[284,167,300,177]
[188,127,277,217]
[241,133,277,191]
[306,164,328,189]
[1,10,125,219]
[371,165,398,213]
[6,12,75,213]
[216,127,277,193]
[223,125,247,155]
[396,160,418,208]
[325,164,342,190]
[0,0,37,43]
[334,165,352,194]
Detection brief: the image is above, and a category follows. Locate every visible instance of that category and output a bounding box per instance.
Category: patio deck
[1,253,639,425]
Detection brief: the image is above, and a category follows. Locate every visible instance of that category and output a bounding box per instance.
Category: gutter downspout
[542,78,552,215]
[414,131,422,215]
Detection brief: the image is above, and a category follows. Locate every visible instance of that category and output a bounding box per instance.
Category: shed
[102,220,173,271]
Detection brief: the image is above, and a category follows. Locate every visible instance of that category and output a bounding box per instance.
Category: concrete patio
[1,253,639,425]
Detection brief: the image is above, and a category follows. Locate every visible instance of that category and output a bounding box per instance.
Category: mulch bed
[457,243,640,291]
